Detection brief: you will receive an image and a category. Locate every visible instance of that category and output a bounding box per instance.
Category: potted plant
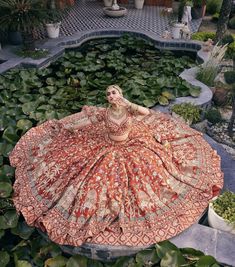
[208,191,235,234]
[0,0,46,48]
[44,0,63,39]
[171,102,201,125]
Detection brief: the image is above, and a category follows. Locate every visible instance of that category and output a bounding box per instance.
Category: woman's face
[106,86,121,104]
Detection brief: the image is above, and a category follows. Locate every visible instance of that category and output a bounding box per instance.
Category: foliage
[224,71,235,84]
[205,107,222,124]
[212,191,235,224]
[191,31,216,41]
[212,12,220,22]
[206,0,222,15]
[220,34,234,45]
[171,102,201,124]
[196,43,228,87]
[229,16,235,29]
[227,41,235,60]
[193,0,206,8]
[0,0,46,33]
[15,48,49,59]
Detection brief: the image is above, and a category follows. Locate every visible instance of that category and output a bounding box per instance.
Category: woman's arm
[59,106,105,133]
[116,97,150,116]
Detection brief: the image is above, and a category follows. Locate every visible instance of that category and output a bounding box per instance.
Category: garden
[0,0,235,266]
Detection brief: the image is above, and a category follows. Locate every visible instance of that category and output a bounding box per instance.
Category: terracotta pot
[119,0,129,4]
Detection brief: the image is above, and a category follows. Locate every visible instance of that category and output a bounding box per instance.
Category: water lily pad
[0,182,12,198]
[66,255,87,267]
[160,250,187,267]
[44,255,68,267]
[0,251,10,267]
[158,96,169,106]
[11,221,35,239]
[0,210,19,229]
[16,260,32,267]
[17,119,33,133]
[189,86,201,97]
[136,248,160,265]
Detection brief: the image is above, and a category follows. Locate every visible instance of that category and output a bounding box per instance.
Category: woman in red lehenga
[9,84,223,247]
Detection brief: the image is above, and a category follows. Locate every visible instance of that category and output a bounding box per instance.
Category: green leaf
[158,96,169,106]
[0,156,3,166]
[39,86,57,95]
[66,255,87,267]
[160,250,187,267]
[0,182,12,198]
[17,119,33,133]
[181,247,204,261]
[0,142,14,157]
[112,256,135,267]
[0,210,19,229]
[11,221,35,239]
[87,259,104,267]
[44,255,68,267]
[0,229,5,239]
[189,86,201,97]
[16,260,32,267]
[0,251,10,267]
[2,126,19,144]
[22,102,38,115]
[155,241,179,259]
[0,165,15,178]
[195,255,218,267]
[135,248,160,265]
[19,94,34,103]
[142,99,156,107]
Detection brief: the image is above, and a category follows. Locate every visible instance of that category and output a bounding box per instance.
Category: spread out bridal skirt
[9,108,223,247]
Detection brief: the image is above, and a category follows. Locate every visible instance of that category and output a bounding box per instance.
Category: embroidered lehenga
[9,105,223,247]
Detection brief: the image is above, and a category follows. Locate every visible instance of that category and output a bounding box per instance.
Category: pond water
[49,34,200,110]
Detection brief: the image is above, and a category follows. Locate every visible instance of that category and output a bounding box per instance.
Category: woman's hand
[114,96,131,108]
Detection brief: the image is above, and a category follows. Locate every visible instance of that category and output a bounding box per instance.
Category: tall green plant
[196,43,228,86]
[0,0,47,49]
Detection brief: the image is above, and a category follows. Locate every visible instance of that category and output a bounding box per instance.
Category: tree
[215,0,233,43]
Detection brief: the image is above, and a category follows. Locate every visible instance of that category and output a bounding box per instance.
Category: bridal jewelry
[108,106,126,120]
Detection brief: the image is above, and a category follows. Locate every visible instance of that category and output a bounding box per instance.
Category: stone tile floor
[37,0,202,39]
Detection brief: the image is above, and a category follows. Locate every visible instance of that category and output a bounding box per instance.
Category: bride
[9,84,223,247]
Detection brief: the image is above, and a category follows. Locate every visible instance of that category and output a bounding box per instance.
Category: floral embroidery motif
[9,108,223,247]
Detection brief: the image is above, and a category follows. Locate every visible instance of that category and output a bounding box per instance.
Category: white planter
[46,22,61,39]
[171,23,184,39]
[135,0,144,9]
[103,0,112,7]
[208,199,235,234]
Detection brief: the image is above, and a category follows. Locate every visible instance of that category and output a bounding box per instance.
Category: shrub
[196,43,228,87]
[206,0,222,15]
[212,191,235,224]
[191,31,216,41]
[224,71,235,84]
[211,12,219,22]
[171,102,201,124]
[229,16,235,29]
[205,108,222,124]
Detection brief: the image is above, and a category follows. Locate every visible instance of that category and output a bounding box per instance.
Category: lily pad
[0,182,12,198]
[0,251,10,267]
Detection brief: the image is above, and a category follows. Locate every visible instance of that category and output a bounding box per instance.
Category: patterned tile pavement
[38,0,202,39]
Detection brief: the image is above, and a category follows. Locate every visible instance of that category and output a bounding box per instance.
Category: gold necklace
[108,107,126,120]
